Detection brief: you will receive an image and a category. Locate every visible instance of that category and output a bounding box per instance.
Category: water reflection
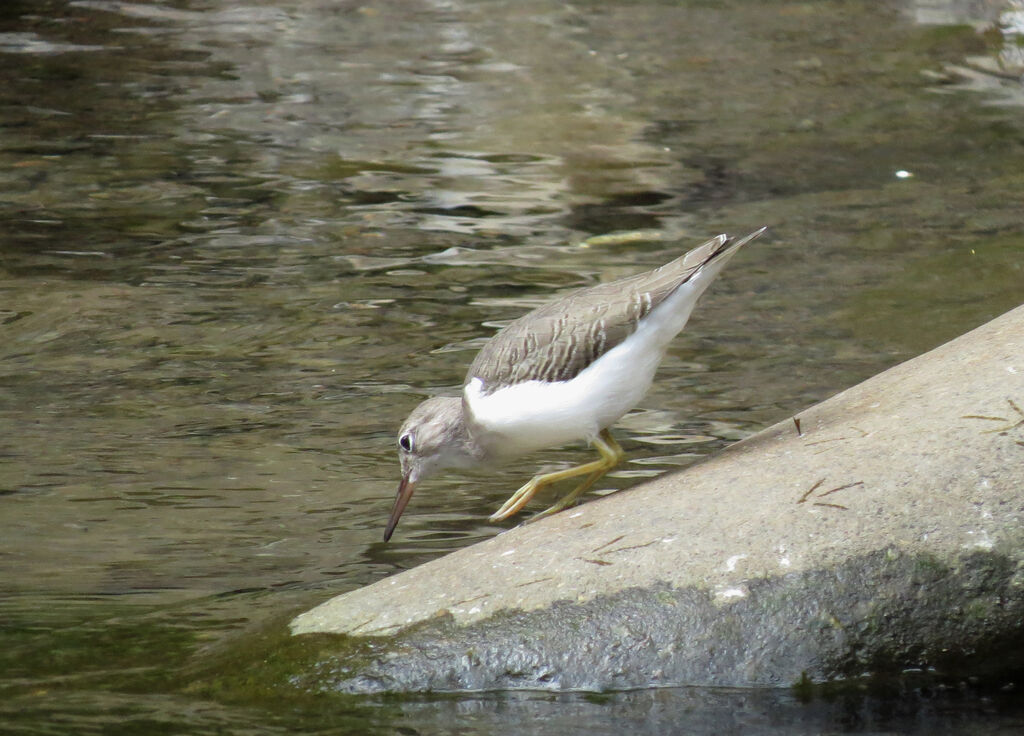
[1,0,1023,732]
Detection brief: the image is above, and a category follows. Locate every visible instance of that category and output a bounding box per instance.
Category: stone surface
[290,305,1024,693]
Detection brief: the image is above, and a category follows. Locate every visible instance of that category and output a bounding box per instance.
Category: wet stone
[290,305,1024,693]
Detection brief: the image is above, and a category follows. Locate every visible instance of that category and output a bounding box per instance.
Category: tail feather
[646,226,766,339]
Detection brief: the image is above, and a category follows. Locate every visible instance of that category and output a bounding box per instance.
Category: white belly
[464,310,672,459]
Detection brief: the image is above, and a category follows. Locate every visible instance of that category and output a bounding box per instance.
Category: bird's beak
[383,472,417,542]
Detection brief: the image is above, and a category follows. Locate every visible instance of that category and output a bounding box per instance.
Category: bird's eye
[399,433,414,452]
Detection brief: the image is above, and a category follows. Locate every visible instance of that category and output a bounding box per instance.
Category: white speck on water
[422,246,463,262]
[895,169,913,179]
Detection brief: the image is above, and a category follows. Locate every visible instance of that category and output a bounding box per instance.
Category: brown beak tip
[383,474,416,543]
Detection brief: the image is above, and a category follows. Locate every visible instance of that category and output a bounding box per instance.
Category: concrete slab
[290,305,1024,693]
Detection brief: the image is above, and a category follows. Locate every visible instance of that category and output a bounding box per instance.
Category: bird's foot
[489,476,543,522]
[489,429,624,523]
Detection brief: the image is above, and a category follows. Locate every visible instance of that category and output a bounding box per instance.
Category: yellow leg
[489,429,624,522]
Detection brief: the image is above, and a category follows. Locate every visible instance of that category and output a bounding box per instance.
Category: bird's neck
[440,408,490,469]
[461,400,507,464]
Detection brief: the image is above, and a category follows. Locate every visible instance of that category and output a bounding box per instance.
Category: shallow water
[1,0,1023,733]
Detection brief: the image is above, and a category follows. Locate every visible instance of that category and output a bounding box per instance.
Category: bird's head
[385,395,471,541]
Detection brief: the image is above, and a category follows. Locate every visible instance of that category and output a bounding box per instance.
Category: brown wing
[466,234,731,394]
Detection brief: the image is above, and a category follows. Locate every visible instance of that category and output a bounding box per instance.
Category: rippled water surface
[2,0,1023,733]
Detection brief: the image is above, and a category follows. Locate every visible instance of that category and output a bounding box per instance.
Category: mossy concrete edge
[291,543,1024,693]
[291,304,1024,692]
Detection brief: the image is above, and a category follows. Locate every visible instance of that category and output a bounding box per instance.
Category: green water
[1,0,1022,732]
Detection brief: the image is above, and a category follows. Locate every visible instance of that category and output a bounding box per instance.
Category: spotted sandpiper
[384,227,766,541]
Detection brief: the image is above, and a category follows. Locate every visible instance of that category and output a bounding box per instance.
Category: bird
[384,227,766,541]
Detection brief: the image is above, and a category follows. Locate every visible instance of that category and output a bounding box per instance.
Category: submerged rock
[290,305,1024,693]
